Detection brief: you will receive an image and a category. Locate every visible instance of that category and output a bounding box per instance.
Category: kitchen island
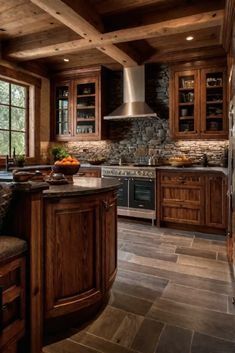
[4,178,120,353]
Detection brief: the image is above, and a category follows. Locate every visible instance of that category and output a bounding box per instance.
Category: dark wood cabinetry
[205,174,227,229]
[102,194,118,290]
[158,170,227,233]
[51,66,107,142]
[44,191,117,319]
[0,257,25,353]
[160,172,204,226]
[170,61,228,139]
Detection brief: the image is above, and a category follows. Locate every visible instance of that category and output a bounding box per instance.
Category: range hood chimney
[103,65,157,120]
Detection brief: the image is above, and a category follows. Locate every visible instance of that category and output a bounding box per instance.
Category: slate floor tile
[71,332,136,353]
[110,290,152,316]
[118,259,235,296]
[120,242,178,262]
[162,282,228,313]
[43,339,97,353]
[111,313,144,347]
[148,298,235,342]
[175,246,217,260]
[191,332,235,353]
[131,318,164,353]
[87,306,126,339]
[155,325,193,353]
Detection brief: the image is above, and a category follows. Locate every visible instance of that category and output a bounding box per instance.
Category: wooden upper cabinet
[54,80,72,139]
[170,61,228,140]
[172,69,200,138]
[200,67,227,139]
[51,66,107,142]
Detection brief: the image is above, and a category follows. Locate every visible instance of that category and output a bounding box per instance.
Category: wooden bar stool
[0,236,27,353]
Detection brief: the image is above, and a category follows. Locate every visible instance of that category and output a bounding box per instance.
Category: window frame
[0,64,41,166]
[0,77,30,157]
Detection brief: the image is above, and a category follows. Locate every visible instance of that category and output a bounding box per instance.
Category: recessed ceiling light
[63,58,69,62]
[186,36,194,41]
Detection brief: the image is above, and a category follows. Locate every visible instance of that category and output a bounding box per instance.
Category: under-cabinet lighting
[63,58,69,62]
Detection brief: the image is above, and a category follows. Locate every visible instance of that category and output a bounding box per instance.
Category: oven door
[116,177,129,207]
[102,176,128,207]
[129,178,155,210]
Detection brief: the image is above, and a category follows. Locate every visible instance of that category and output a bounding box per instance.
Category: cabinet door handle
[103,200,115,210]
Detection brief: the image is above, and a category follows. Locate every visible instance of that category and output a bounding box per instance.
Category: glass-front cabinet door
[74,77,99,140]
[55,81,72,139]
[200,67,227,138]
[173,70,199,138]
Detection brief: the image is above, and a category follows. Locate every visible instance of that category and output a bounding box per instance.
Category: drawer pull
[103,201,115,210]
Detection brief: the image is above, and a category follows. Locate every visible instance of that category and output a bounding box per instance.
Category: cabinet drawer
[161,205,202,225]
[0,258,25,349]
[160,172,203,185]
[161,185,203,205]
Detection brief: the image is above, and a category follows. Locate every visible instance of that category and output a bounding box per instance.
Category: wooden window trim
[0,65,41,166]
[0,79,29,157]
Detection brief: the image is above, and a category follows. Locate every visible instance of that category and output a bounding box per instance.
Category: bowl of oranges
[53,156,80,175]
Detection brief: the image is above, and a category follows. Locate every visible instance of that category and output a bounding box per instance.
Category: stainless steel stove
[101,165,156,178]
[102,165,156,225]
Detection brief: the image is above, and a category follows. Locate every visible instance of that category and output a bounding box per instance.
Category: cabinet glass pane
[205,72,224,132]
[55,85,69,135]
[76,82,96,135]
[76,121,95,134]
[177,74,195,133]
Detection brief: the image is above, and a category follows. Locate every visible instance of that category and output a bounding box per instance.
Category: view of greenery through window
[0,79,27,156]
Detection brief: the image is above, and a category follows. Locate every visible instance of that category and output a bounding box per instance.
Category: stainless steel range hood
[103,65,157,120]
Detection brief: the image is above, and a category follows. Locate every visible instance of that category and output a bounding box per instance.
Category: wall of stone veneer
[46,64,228,166]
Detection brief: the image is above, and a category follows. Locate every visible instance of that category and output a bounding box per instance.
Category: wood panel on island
[157,170,227,234]
[170,60,228,139]
[51,66,108,142]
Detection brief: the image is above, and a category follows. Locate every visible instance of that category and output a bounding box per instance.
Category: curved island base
[5,177,120,353]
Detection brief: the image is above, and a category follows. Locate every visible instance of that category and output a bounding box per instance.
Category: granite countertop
[155,166,228,175]
[43,177,120,198]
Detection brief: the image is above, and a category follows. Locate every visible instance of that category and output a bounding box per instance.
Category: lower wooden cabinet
[158,170,227,232]
[102,194,118,289]
[205,174,227,229]
[0,257,25,353]
[44,191,117,319]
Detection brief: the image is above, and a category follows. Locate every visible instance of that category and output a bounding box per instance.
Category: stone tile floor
[43,220,235,353]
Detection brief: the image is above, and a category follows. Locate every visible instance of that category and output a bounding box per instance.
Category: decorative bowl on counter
[168,156,193,167]
[53,156,80,175]
[52,164,80,175]
[87,158,106,165]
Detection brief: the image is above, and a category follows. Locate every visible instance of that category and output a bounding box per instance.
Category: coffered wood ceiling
[0,0,231,73]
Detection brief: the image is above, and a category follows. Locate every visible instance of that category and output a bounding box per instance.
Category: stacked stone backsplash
[47,64,228,166]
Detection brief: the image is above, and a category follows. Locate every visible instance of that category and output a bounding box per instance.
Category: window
[0,79,28,156]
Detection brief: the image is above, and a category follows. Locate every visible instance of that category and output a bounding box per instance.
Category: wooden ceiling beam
[222,0,235,52]
[93,0,170,15]
[4,8,223,61]
[29,0,138,67]
[146,45,226,63]
[102,10,224,44]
